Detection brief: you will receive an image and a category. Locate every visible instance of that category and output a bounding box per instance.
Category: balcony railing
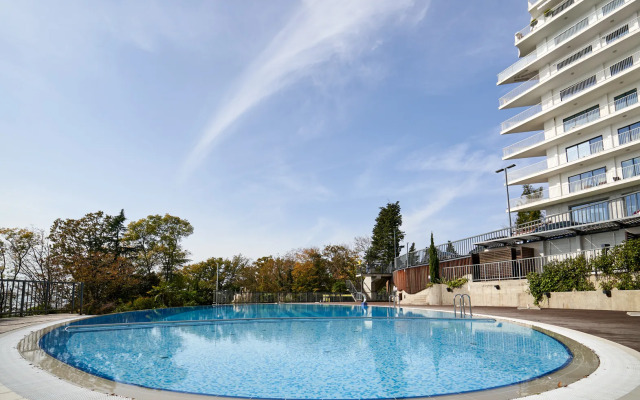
[516,0,577,43]
[502,89,639,157]
[499,74,539,106]
[503,131,546,158]
[500,49,640,132]
[508,159,547,181]
[498,0,633,83]
[394,189,640,272]
[501,16,640,107]
[509,161,640,209]
[509,187,549,209]
[568,171,607,193]
[442,248,602,282]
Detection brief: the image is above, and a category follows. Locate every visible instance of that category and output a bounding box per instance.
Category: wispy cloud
[181,0,429,178]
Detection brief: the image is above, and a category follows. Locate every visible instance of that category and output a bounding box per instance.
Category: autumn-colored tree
[49,211,138,313]
[292,248,331,292]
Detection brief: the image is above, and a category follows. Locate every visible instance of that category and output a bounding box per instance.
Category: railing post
[79,282,84,315]
[20,281,26,317]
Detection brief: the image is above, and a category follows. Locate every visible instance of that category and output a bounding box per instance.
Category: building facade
[391,0,640,293]
[498,0,640,255]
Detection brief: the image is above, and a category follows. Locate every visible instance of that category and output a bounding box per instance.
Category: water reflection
[41,307,571,399]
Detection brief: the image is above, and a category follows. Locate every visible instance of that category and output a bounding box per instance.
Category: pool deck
[1,306,640,400]
[381,304,640,352]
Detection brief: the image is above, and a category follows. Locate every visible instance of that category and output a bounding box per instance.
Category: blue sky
[0,0,531,261]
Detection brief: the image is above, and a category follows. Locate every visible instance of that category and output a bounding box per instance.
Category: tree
[428,233,440,283]
[515,184,544,225]
[365,201,404,268]
[292,248,331,292]
[49,211,138,313]
[125,214,194,281]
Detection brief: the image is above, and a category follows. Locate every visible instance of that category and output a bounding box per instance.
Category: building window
[560,75,597,101]
[555,17,589,45]
[610,56,634,77]
[565,136,603,163]
[557,45,592,71]
[602,0,624,16]
[563,105,600,132]
[568,167,606,193]
[621,157,640,179]
[604,24,629,44]
[570,200,609,224]
[618,120,640,145]
[624,192,640,216]
[614,89,638,111]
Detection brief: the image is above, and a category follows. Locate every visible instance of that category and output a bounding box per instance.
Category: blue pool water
[40,304,572,399]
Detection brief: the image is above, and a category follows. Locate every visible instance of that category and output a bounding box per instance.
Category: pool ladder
[453,294,472,318]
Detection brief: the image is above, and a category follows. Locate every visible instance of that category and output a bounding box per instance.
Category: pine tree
[365,201,404,268]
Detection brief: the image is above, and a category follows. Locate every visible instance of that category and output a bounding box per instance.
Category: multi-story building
[388,0,640,297]
[497,0,640,255]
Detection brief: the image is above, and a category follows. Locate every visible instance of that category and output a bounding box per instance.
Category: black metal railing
[0,280,84,317]
[212,291,391,304]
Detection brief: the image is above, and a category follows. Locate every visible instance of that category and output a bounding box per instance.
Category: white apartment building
[496,0,640,255]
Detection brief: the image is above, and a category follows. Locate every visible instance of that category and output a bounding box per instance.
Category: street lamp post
[496,164,516,236]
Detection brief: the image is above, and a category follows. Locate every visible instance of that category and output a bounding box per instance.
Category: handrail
[498,0,632,83]
[502,48,640,132]
[395,189,640,270]
[443,248,604,282]
[516,0,577,43]
[503,131,546,158]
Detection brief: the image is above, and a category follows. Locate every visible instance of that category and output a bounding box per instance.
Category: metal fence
[442,249,603,282]
[213,291,391,304]
[0,280,84,317]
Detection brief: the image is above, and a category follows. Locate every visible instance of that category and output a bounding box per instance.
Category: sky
[0,0,532,261]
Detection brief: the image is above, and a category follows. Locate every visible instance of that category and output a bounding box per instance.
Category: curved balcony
[498,0,634,84]
[500,49,640,134]
[515,0,577,43]
[509,163,640,211]
[500,15,640,108]
[503,131,546,159]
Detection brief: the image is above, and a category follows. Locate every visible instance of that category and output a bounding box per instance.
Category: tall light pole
[496,164,516,236]
[215,260,219,306]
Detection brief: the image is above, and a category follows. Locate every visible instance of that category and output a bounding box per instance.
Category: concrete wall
[399,278,640,311]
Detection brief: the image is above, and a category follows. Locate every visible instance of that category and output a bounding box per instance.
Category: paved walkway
[391,305,640,352]
[0,314,81,335]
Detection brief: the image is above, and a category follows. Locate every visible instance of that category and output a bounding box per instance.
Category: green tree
[125,214,194,281]
[365,201,404,268]
[515,185,543,225]
[428,233,440,283]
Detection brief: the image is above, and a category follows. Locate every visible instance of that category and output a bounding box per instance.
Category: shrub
[445,277,468,290]
[132,296,157,310]
[527,255,595,305]
[615,273,640,290]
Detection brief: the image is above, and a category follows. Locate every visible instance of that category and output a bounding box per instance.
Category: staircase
[346,280,366,302]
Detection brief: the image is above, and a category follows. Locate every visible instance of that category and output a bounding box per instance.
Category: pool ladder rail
[453,294,472,318]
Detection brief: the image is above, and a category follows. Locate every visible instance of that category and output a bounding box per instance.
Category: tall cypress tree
[428,232,440,283]
[365,201,404,268]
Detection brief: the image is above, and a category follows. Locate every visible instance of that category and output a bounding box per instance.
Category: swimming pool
[40,304,572,399]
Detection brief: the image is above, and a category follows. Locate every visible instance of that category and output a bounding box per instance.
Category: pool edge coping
[3,305,640,400]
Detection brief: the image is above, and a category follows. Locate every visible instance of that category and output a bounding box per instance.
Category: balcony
[500,16,640,108]
[500,49,640,134]
[502,89,639,160]
[508,163,640,211]
[515,0,577,44]
[498,0,635,84]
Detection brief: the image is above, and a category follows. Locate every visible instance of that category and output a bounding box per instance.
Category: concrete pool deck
[1,306,640,400]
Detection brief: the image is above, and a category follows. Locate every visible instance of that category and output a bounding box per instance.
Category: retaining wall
[399,280,640,311]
